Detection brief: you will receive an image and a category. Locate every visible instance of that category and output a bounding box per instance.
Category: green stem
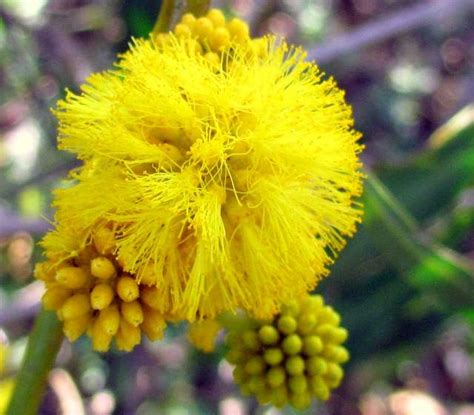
[185,0,211,16]
[152,0,175,34]
[152,0,211,35]
[6,309,63,415]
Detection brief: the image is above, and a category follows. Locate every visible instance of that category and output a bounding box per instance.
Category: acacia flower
[36,9,363,351]
[225,295,349,410]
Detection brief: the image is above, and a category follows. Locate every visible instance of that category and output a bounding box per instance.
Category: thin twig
[309,0,474,63]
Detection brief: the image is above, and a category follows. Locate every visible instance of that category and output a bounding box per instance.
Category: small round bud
[56,266,89,289]
[290,390,312,410]
[42,286,71,310]
[263,348,284,366]
[61,293,91,320]
[245,356,266,375]
[258,325,279,345]
[207,9,226,27]
[247,375,266,393]
[282,334,303,355]
[226,348,245,364]
[90,283,114,310]
[209,27,230,51]
[90,257,116,279]
[303,335,323,356]
[283,300,300,316]
[174,23,192,38]
[242,329,260,351]
[266,366,286,387]
[97,304,120,335]
[140,286,161,310]
[288,375,308,393]
[310,376,330,401]
[91,319,113,352]
[325,362,344,382]
[121,300,144,327]
[277,315,297,335]
[93,225,115,255]
[227,18,250,43]
[116,319,141,352]
[297,313,317,334]
[271,385,289,408]
[194,17,213,39]
[63,313,91,341]
[116,276,139,302]
[306,356,328,376]
[285,355,305,376]
[180,13,196,28]
[141,307,166,341]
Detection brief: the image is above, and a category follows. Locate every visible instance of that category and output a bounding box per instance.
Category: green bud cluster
[225,295,349,410]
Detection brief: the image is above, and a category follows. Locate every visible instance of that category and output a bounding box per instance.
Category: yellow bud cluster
[36,223,167,352]
[162,8,253,66]
[225,295,349,410]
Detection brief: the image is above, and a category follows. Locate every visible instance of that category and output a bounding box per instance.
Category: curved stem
[152,0,211,36]
[6,309,63,415]
[152,0,176,35]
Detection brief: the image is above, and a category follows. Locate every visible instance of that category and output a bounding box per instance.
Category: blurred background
[1,0,474,414]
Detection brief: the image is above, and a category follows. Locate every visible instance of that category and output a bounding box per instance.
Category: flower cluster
[36,5,362,365]
[36,223,166,351]
[225,295,349,410]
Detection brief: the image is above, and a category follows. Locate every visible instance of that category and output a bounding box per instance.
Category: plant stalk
[152,0,211,35]
[6,309,63,415]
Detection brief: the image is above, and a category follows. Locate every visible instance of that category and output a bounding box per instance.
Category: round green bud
[271,385,289,408]
[310,375,330,400]
[266,366,286,387]
[325,362,343,382]
[258,325,280,345]
[226,348,245,364]
[331,327,349,344]
[316,324,335,340]
[256,388,272,405]
[325,375,342,389]
[289,390,312,410]
[245,355,266,375]
[232,365,246,384]
[303,335,323,356]
[263,347,284,366]
[297,313,317,335]
[302,295,323,311]
[288,375,308,393]
[247,375,266,393]
[332,346,350,363]
[282,334,303,355]
[277,315,297,335]
[306,356,328,376]
[242,329,260,351]
[283,300,300,316]
[320,306,340,326]
[285,355,305,376]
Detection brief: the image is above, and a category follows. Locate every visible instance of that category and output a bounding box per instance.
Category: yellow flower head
[225,295,349,410]
[36,9,363,351]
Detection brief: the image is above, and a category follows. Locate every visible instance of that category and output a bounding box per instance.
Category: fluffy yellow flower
[36,9,363,351]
